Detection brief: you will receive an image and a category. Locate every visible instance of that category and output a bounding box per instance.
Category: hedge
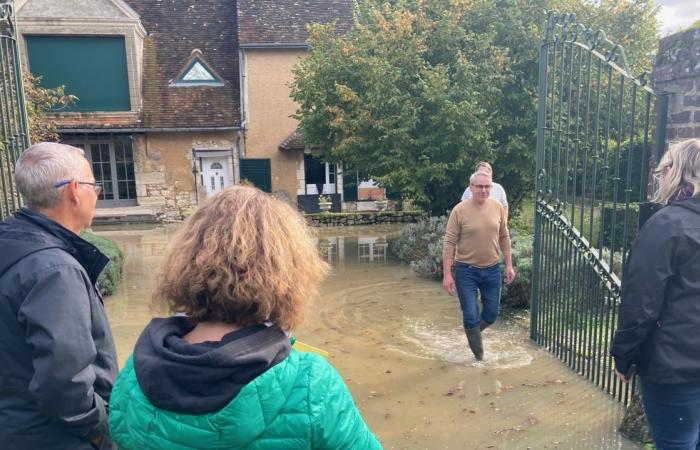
[80,231,124,296]
[600,203,639,252]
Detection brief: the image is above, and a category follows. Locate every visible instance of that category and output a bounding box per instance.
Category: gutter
[58,126,243,133]
[239,42,308,49]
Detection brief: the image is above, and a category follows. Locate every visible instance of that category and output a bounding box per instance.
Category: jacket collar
[15,208,109,285]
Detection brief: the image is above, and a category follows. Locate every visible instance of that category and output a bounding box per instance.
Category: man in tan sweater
[442,171,515,361]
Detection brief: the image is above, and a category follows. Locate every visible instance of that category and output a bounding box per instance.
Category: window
[210,162,223,170]
[171,54,224,87]
[26,36,130,112]
[63,134,137,206]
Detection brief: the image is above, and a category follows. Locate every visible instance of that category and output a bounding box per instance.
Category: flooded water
[97,224,641,450]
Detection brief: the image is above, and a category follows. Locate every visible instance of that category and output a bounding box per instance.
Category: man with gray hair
[0,143,117,449]
[443,171,515,361]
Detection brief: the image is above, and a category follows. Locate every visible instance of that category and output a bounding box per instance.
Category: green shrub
[80,231,124,296]
[391,216,447,278]
[601,204,639,252]
[501,232,533,308]
[392,217,534,308]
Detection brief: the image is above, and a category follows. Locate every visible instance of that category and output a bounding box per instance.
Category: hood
[674,195,700,215]
[133,316,291,415]
[0,208,107,283]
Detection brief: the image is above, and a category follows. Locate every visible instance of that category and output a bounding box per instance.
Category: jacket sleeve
[17,264,108,441]
[611,218,677,375]
[311,360,382,449]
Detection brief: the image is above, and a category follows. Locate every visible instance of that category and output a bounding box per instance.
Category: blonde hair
[474,161,493,173]
[155,185,328,330]
[653,139,700,205]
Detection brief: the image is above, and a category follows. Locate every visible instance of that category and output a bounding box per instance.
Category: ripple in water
[321,277,534,369]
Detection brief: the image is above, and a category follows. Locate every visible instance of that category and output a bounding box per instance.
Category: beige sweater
[442,198,510,267]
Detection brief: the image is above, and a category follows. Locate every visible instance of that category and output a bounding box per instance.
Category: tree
[291,0,659,215]
[291,0,507,215]
[23,72,75,143]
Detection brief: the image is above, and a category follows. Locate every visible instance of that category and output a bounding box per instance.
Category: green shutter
[26,35,130,112]
[240,159,272,193]
[342,170,358,201]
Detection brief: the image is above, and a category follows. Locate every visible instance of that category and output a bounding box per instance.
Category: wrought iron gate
[0,0,29,220]
[530,12,667,405]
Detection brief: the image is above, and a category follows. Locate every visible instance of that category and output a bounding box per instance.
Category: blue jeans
[454,263,502,330]
[641,378,700,450]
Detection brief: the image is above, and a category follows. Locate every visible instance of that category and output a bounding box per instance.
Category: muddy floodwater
[97,224,641,450]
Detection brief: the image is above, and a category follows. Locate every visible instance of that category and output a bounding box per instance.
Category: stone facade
[134,131,240,218]
[242,49,307,201]
[654,27,700,144]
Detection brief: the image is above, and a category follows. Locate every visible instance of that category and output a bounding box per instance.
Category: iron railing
[0,0,29,220]
[530,11,667,405]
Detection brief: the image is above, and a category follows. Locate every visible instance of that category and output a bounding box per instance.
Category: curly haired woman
[108,185,381,449]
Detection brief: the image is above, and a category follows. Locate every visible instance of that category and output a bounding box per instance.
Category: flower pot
[318,202,332,212]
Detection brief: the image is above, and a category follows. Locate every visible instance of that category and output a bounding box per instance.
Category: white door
[203,158,230,196]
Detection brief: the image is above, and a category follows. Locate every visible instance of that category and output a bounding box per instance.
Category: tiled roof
[279,131,305,150]
[237,0,353,46]
[125,0,241,129]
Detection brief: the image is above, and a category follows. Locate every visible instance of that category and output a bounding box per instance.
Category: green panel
[26,35,130,112]
[240,159,272,193]
[342,170,358,201]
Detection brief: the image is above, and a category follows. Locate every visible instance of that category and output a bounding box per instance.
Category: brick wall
[653,27,700,143]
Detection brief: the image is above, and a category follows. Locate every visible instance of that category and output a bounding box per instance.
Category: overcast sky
[657,0,700,35]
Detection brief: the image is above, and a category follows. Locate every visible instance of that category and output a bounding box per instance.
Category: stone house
[16,0,242,217]
[236,0,355,213]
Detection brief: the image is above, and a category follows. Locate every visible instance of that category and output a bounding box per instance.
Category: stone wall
[134,131,240,218]
[654,27,700,144]
[306,211,426,227]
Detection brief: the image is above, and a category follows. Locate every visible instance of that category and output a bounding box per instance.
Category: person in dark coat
[0,143,118,449]
[612,138,700,450]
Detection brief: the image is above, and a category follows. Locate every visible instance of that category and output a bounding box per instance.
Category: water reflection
[316,235,392,267]
[96,224,641,450]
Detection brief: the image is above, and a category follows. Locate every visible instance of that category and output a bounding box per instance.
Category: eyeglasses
[54,179,103,196]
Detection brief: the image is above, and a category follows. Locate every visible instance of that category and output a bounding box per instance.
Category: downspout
[191,148,199,205]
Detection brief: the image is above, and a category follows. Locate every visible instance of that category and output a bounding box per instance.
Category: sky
[657,0,700,35]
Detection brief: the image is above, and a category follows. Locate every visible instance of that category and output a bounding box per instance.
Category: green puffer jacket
[109,350,381,449]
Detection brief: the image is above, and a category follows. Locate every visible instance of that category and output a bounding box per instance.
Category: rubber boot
[480,319,492,331]
[465,326,483,361]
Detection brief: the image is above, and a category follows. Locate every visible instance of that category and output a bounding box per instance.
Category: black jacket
[612,196,700,384]
[0,209,118,449]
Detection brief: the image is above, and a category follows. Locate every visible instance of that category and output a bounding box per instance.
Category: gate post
[530,33,549,341]
[653,92,670,164]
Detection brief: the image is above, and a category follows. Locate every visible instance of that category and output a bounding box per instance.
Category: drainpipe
[191,148,199,205]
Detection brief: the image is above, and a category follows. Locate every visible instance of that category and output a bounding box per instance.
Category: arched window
[210,162,223,170]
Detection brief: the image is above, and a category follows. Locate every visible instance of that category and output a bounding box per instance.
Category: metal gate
[530,12,667,405]
[0,0,29,220]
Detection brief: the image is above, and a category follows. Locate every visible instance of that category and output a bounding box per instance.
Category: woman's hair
[653,139,700,205]
[155,185,328,330]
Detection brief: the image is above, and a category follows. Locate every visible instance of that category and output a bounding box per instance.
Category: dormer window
[171,49,224,87]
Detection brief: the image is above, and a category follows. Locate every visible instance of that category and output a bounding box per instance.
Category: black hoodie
[134,316,291,414]
[0,208,118,449]
[612,196,700,384]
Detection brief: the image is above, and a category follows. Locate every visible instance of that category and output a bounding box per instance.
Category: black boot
[480,319,492,331]
[465,327,483,361]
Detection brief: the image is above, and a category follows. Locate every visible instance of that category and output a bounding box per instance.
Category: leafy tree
[291,0,658,215]
[291,0,507,215]
[23,72,75,143]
